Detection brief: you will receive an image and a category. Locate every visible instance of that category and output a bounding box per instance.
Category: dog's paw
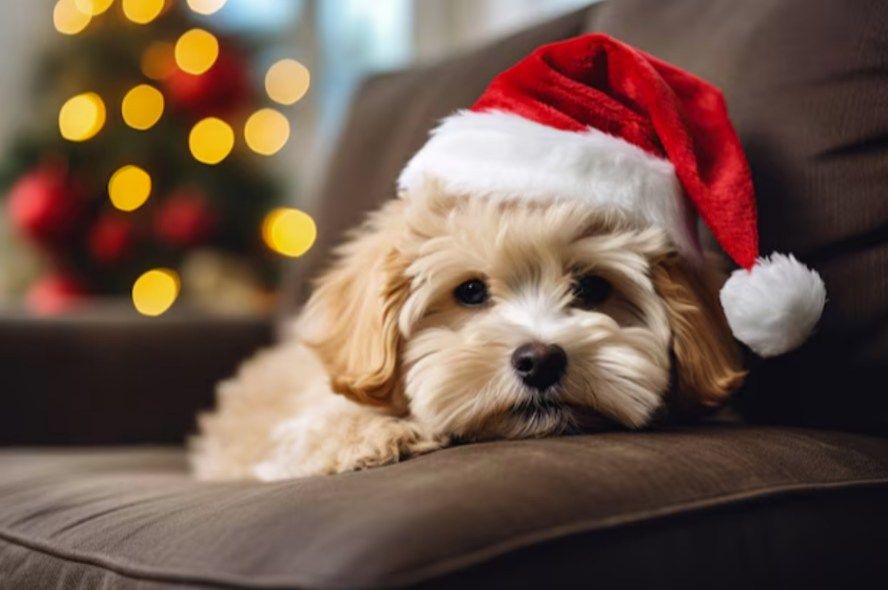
[253,413,443,481]
[335,419,443,473]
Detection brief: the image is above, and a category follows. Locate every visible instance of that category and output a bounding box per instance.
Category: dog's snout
[511,342,567,391]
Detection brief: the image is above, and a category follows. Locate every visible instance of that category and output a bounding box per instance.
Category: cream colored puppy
[191,191,744,481]
[191,31,828,481]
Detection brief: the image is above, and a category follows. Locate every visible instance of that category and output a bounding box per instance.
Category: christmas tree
[0,0,315,315]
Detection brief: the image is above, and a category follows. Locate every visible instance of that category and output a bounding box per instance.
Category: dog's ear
[301,202,411,411]
[651,254,746,410]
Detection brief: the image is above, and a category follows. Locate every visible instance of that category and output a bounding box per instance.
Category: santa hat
[398,33,826,358]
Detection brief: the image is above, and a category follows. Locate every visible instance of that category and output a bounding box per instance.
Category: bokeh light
[58,92,106,142]
[53,0,91,36]
[132,268,180,316]
[74,0,114,16]
[174,28,219,75]
[189,117,234,164]
[121,84,164,130]
[261,208,316,257]
[141,41,176,80]
[265,59,310,105]
[187,0,226,15]
[244,109,289,156]
[122,0,164,24]
[108,165,152,212]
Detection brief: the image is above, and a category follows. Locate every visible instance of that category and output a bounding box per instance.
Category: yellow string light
[244,109,290,156]
[58,92,106,142]
[186,0,226,15]
[141,41,176,80]
[174,28,219,75]
[121,84,164,130]
[122,0,164,25]
[189,117,234,165]
[261,208,317,257]
[265,59,310,105]
[132,268,180,316]
[53,0,91,35]
[108,165,152,212]
[74,0,114,16]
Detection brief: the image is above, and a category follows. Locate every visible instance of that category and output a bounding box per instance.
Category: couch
[2,1,886,588]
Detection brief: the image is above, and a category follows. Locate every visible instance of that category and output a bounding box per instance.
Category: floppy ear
[651,254,746,410]
[300,202,411,411]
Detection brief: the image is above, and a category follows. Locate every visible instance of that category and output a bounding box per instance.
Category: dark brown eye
[572,274,612,307]
[454,279,489,306]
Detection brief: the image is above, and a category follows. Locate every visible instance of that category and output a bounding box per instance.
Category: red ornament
[87,213,136,264]
[25,273,88,315]
[153,188,217,247]
[163,49,250,117]
[7,165,81,247]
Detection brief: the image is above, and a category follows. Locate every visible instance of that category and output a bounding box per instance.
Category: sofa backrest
[282,0,888,430]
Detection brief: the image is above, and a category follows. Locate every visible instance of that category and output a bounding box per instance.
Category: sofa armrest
[0,309,273,445]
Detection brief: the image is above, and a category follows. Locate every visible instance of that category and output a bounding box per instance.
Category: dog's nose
[511,342,567,391]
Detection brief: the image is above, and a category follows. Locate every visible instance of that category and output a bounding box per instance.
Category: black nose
[511,342,567,391]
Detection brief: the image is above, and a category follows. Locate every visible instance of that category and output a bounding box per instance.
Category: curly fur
[191,191,744,481]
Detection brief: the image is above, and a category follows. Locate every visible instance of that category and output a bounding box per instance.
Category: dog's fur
[191,187,745,480]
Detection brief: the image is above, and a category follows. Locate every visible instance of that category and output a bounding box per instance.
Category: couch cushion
[2,426,886,589]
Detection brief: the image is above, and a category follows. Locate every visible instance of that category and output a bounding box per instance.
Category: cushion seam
[0,477,886,590]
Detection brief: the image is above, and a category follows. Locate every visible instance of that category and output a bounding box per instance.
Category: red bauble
[153,189,217,247]
[163,49,250,117]
[7,165,82,247]
[87,213,136,264]
[26,273,88,315]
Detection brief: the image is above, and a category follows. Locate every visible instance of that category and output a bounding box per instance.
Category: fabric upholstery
[0,313,272,445]
[2,425,887,588]
[282,0,888,430]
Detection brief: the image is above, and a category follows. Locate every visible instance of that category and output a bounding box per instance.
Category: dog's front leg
[253,398,444,481]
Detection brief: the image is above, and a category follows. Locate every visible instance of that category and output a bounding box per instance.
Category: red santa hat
[398,33,826,358]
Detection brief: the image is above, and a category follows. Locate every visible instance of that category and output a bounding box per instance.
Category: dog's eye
[454,279,489,306]
[572,274,612,307]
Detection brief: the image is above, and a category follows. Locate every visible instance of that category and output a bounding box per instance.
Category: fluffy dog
[190,33,823,481]
[191,192,745,480]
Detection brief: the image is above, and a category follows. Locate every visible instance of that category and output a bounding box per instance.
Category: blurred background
[0,0,592,318]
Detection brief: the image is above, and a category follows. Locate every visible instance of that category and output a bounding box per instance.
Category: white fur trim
[398,110,700,259]
[719,253,826,357]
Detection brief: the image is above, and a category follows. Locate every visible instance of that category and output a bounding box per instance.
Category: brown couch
[2,1,886,588]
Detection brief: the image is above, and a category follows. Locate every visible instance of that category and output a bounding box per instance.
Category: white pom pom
[719,253,826,357]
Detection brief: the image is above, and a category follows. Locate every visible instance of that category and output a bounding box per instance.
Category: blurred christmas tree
[0,0,315,315]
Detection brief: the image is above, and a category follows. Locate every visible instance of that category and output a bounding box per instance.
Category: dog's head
[300,190,745,440]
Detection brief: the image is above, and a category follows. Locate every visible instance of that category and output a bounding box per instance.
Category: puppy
[191,32,824,481]
[191,192,744,480]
